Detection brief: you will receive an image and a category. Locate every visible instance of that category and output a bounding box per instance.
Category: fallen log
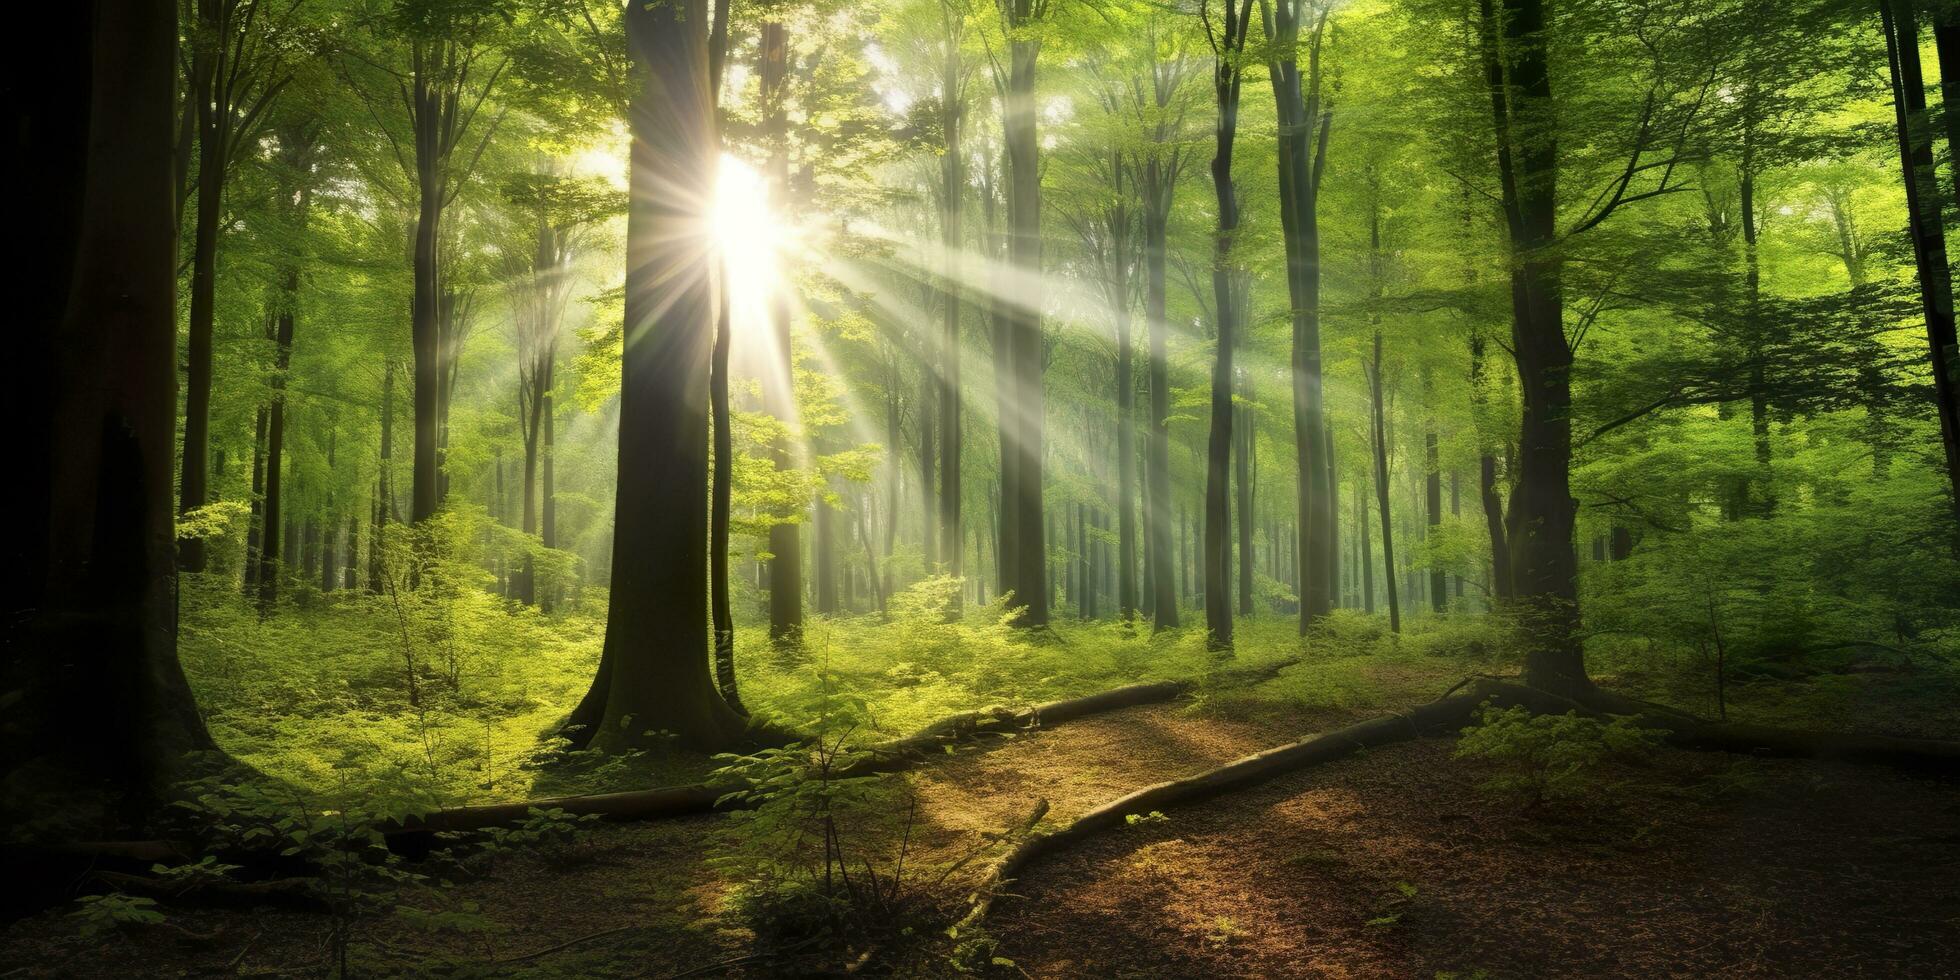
[390,678,1200,839]
[84,870,329,913]
[953,679,1565,931]
[1571,689,1960,773]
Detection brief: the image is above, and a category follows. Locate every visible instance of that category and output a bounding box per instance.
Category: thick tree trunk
[1482,0,1585,694]
[14,0,216,816]
[562,0,748,752]
[1235,401,1254,617]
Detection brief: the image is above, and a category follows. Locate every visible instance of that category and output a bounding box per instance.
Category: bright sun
[711,153,786,342]
[711,153,782,267]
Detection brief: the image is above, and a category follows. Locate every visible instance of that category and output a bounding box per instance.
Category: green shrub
[1453,703,1666,807]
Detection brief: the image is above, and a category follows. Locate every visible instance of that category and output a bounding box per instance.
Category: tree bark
[562,0,748,752]
[14,0,216,816]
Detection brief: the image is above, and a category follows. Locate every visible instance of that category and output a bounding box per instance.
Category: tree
[349,0,511,525]
[1475,0,1706,693]
[177,0,305,573]
[257,121,324,614]
[1201,0,1255,651]
[937,0,974,610]
[994,0,1052,626]
[1882,0,1960,539]
[760,19,806,645]
[10,0,217,818]
[563,0,747,751]
[1133,26,1197,632]
[497,166,613,607]
[1262,0,1336,630]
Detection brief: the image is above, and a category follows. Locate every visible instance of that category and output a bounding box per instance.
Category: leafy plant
[69,894,165,938]
[1454,703,1667,807]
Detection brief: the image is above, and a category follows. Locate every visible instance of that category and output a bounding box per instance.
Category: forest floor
[5,645,1960,977]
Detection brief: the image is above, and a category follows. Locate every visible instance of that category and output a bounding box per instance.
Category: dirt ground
[5,697,1958,978]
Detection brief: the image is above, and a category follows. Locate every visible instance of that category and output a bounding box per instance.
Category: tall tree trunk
[243,405,269,594]
[1889,0,1960,537]
[1359,480,1374,613]
[410,183,442,523]
[519,365,541,606]
[541,360,557,610]
[563,0,747,751]
[178,4,227,574]
[1001,0,1048,626]
[257,291,297,615]
[1469,331,1512,600]
[1235,399,1254,616]
[369,362,394,593]
[1324,417,1339,607]
[1203,0,1254,651]
[1370,332,1400,633]
[1111,158,1138,623]
[1426,423,1444,613]
[939,38,966,611]
[1076,502,1090,618]
[815,476,838,613]
[760,21,804,645]
[1266,0,1335,631]
[1143,160,1180,630]
[1482,0,1582,692]
[883,382,901,598]
[17,0,216,812]
[920,374,937,568]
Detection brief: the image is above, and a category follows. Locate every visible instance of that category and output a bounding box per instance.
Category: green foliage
[1454,704,1667,808]
[69,894,165,938]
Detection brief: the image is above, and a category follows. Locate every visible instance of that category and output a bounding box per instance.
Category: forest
[7,0,1960,974]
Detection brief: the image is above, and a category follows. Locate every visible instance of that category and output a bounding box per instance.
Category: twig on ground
[496,924,638,965]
